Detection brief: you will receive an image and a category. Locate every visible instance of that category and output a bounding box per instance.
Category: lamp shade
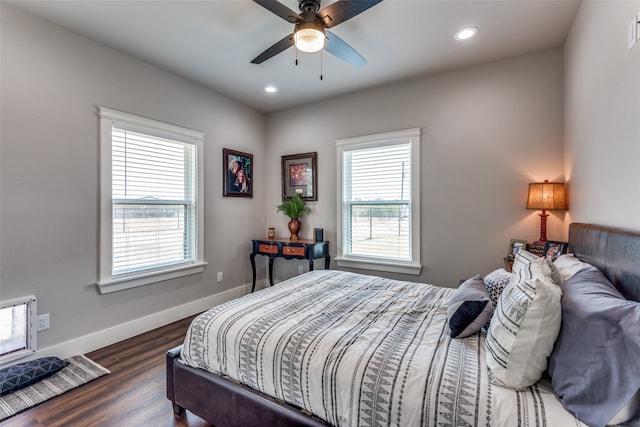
[526,182,567,210]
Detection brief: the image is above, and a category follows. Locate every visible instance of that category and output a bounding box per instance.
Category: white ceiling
[7,0,581,113]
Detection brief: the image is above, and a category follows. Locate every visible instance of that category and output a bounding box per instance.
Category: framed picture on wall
[281,152,317,201]
[223,148,253,198]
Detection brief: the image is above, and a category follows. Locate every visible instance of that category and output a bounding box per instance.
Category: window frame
[98,107,206,294]
[0,296,37,365]
[336,128,422,275]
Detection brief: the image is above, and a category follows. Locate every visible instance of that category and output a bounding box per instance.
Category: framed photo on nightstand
[543,240,568,260]
[507,239,527,259]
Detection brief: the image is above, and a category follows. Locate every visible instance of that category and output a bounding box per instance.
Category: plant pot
[288,218,301,241]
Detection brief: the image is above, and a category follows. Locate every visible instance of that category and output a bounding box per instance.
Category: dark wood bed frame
[166,222,640,426]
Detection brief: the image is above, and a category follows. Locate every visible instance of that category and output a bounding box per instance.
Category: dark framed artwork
[223,148,253,198]
[543,240,568,260]
[507,239,527,259]
[281,152,317,201]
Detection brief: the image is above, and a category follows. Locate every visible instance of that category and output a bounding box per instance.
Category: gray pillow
[447,275,493,338]
[548,268,640,427]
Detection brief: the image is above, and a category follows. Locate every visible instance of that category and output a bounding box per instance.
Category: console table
[250,238,330,292]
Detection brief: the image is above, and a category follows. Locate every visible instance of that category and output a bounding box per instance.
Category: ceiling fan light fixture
[294,22,325,53]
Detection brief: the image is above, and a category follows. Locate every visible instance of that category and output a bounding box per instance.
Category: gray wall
[5,0,635,358]
[265,49,566,287]
[564,0,640,228]
[0,5,265,350]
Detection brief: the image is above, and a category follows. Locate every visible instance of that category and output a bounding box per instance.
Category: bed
[166,223,640,426]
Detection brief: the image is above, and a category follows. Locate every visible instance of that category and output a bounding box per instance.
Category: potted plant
[276,191,310,241]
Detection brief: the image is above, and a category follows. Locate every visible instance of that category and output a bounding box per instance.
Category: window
[336,128,421,275]
[0,296,36,364]
[98,108,206,293]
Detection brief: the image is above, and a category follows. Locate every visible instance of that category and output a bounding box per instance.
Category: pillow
[447,275,494,338]
[609,387,640,425]
[512,250,562,285]
[485,273,562,390]
[0,356,69,395]
[553,253,596,283]
[483,268,516,308]
[548,268,640,427]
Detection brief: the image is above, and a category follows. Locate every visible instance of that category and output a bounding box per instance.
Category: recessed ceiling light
[454,27,478,41]
[264,85,277,93]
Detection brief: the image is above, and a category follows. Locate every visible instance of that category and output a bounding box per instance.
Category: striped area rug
[0,355,110,420]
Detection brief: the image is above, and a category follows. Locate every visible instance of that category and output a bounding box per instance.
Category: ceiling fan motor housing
[298,0,321,13]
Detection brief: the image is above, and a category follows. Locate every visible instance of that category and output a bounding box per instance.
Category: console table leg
[309,259,314,271]
[250,253,257,293]
[325,255,330,270]
[268,258,274,286]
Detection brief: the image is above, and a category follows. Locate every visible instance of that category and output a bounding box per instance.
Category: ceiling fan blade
[251,34,295,64]
[253,0,301,23]
[324,30,366,67]
[318,0,383,29]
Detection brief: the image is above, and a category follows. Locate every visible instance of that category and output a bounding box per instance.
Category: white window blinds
[98,107,206,293]
[336,128,421,275]
[343,142,411,260]
[112,127,196,275]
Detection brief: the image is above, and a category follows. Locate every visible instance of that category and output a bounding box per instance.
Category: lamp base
[537,211,549,244]
[533,240,547,246]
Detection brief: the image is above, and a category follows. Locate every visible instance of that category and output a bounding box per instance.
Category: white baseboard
[2,283,256,368]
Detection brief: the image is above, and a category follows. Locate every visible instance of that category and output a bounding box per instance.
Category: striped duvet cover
[181,270,584,427]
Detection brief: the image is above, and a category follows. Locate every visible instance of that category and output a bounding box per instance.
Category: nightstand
[503,257,514,272]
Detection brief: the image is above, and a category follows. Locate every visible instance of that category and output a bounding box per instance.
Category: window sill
[97,262,208,294]
[335,257,422,275]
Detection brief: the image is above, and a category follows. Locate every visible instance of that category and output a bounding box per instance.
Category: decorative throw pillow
[0,357,69,395]
[485,272,562,390]
[548,268,640,427]
[512,250,562,285]
[447,275,494,338]
[483,268,516,308]
[553,253,596,283]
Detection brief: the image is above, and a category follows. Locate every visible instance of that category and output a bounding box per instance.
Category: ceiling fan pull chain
[296,47,298,66]
[320,49,323,80]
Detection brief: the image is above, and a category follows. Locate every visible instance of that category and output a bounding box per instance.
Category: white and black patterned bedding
[181,270,585,427]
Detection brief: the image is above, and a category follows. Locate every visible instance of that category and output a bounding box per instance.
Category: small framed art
[543,240,568,260]
[223,148,253,198]
[507,239,527,259]
[281,152,317,201]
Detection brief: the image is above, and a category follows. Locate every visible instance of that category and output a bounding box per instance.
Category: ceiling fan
[251,0,383,67]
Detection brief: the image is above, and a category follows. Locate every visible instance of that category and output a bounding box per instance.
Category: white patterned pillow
[512,250,562,285]
[485,268,562,390]
[483,268,516,308]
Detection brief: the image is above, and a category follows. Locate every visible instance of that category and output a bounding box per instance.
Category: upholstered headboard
[569,222,640,302]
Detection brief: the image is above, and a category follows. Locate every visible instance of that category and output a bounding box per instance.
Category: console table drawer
[282,246,305,256]
[258,244,278,254]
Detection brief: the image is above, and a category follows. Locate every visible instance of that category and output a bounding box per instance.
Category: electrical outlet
[297,265,304,274]
[37,313,50,331]
[217,272,223,283]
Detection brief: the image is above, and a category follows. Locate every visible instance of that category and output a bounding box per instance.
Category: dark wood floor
[2,315,212,427]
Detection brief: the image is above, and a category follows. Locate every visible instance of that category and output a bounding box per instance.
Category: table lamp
[526,180,567,244]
